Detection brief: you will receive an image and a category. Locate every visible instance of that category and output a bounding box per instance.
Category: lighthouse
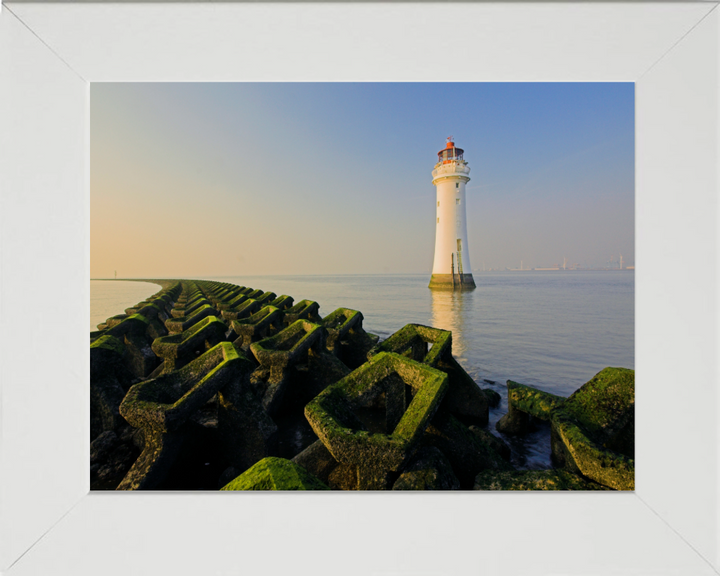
[429,138,476,290]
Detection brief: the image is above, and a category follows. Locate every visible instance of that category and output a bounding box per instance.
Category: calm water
[90,280,162,330]
[91,272,634,469]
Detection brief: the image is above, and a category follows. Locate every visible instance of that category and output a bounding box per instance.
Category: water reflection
[429,288,473,360]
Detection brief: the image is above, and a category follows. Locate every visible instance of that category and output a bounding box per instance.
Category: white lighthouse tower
[429,138,476,290]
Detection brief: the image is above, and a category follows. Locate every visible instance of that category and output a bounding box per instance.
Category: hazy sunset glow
[91,83,634,278]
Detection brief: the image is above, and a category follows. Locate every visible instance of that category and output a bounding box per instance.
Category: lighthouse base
[428,274,476,290]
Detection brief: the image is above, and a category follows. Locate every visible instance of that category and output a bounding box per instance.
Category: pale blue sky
[91,83,634,277]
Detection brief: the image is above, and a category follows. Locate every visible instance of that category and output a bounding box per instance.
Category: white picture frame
[1,2,718,575]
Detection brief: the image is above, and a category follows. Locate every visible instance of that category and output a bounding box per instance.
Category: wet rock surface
[493,367,635,490]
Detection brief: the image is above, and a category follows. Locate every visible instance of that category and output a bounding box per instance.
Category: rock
[424,410,514,489]
[95,444,138,489]
[560,367,635,458]
[368,324,489,426]
[217,370,278,473]
[90,430,119,464]
[305,352,449,490]
[327,463,358,491]
[151,316,228,372]
[549,367,635,491]
[469,426,511,461]
[495,405,533,435]
[220,457,329,490]
[322,308,376,370]
[218,466,239,489]
[90,336,134,439]
[292,440,338,484]
[392,446,459,490]
[474,469,611,491]
[250,320,326,417]
[481,388,501,408]
[496,380,566,435]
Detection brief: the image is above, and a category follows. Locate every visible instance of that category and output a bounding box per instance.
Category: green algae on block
[473,469,611,491]
[304,352,448,489]
[506,380,565,420]
[562,367,635,447]
[121,342,250,434]
[220,457,330,491]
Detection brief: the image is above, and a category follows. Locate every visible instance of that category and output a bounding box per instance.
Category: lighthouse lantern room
[429,138,476,290]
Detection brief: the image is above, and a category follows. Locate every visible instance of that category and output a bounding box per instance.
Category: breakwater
[90,279,634,490]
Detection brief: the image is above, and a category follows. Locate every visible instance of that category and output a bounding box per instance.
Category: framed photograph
[1,2,718,575]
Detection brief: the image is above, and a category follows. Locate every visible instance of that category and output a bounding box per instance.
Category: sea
[90,271,634,469]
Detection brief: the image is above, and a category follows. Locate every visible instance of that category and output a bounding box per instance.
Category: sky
[91,83,634,278]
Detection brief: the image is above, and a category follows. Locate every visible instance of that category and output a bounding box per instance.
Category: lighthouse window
[456,198,460,205]
[437,201,440,207]
[456,183,459,189]
[437,217,439,223]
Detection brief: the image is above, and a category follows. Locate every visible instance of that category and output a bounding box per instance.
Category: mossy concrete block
[220,457,330,491]
[230,306,283,348]
[368,323,451,367]
[90,335,133,437]
[506,380,565,420]
[116,428,188,490]
[551,412,634,490]
[496,404,534,435]
[245,289,265,300]
[482,388,501,408]
[496,380,564,435]
[291,439,339,484]
[322,308,363,354]
[283,299,322,325]
[473,469,611,491]
[221,298,260,322]
[392,446,459,490]
[321,308,378,370]
[267,295,294,311]
[121,342,246,434]
[305,352,448,490]
[370,324,489,426]
[151,315,228,371]
[251,320,326,415]
[254,291,277,305]
[562,367,635,457]
[425,410,514,489]
[105,314,128,329]
[469,426,511,462]
[217,366,279,473]
[165,304,219,334]
[217,293,248,311]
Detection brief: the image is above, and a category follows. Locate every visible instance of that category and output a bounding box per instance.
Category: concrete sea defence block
[495,367,635,490]
[291,440,338,485]
[283,299,322,325]
[220,298,260,322]
[230,305,283,349]
[152,315,228,372]
[392,446,460,490]
[165,303,219,334]
[220,457,329,491]
[495,380,565,435]
[474,469,610,491]
[267,295,294,311]
[250,320,326,416]
[121,342,245,434]
[423,410,514,489]
[304,352,449,490]
[370,324,490,426]
[117,343,256,490]
[321,308,377,369]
